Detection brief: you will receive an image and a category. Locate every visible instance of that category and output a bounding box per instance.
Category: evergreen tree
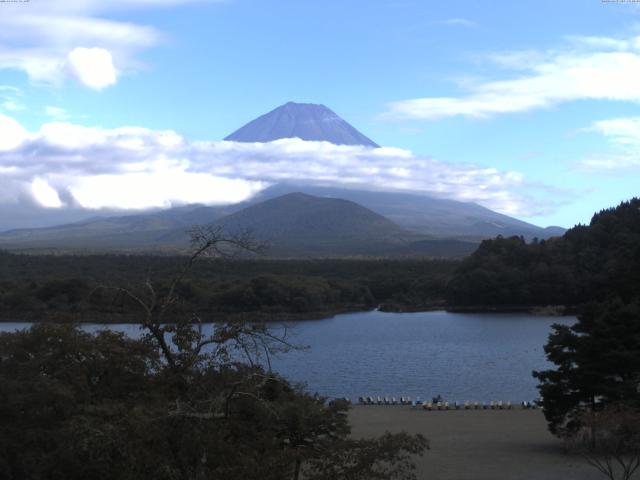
[534,299,640,435]
[448,197,640,308]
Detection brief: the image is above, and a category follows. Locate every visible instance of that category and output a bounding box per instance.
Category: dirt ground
[349,406,605,480]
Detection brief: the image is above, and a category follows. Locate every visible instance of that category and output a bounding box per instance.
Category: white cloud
[1,100,24,111]
[588,117,640,147]
[67,47,118,90]
[576,117,640,171]
[386,34,640,120]
[44,106,71,120]
[437,18,477,28]
[0,85,25,112]
[31,178,64,208]
[577,154,640,171]
[565,35,634,51]
[0,113,28,150]
[0,1,204,88]
[69,171,264,209]
[0,114,561,217]
[31,0,210,15]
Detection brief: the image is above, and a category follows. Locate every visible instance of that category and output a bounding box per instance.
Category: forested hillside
[447,198,640,308]
[3,198,638,321]
[0,254,455,322]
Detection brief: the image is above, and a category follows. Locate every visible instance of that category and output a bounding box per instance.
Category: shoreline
[0,305,371,324]
[0,303,576,324]
[445,304,575,316]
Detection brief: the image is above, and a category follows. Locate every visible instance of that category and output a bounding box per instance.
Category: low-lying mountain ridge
[0,193,478,257]
[0,187,563,256]
[219,193,402,240]
[0,204,239,250]
[208,192,408,256]
[252,184,565,240]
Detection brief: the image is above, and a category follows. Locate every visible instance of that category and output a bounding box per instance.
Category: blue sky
[1,0,639,229]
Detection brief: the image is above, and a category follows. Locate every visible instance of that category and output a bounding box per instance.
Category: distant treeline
[0,254,456,322]
[447,198,640,309]
[2,198,638,321]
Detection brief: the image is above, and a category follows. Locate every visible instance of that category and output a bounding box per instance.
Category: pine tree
[534,299,640,435]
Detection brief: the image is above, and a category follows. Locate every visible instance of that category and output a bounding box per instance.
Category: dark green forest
[2,198,640,322]
[534,299,640,435]
[2,199,640,478]
[447,198,640,309]
[0,254,455,322]
[0,226,429,480]
[0,315,427,479]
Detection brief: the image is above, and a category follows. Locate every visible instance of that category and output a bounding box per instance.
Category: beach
[349,406,603,480]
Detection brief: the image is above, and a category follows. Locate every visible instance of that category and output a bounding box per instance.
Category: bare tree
[96,224,314,433]
[567,405,640,480]
[47,225,429,479]
[99,225,299,372]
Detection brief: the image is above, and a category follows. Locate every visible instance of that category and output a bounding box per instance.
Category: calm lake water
[0,310,575,403]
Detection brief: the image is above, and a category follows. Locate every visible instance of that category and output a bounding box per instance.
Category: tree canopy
[533,299,640,436]
[448,198,640,308]
[0,252,455,323]
[0,227,428,479]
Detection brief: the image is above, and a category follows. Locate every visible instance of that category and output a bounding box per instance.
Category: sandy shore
[349,406,602,480]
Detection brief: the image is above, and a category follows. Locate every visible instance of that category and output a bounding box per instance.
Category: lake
[0,310,574,403]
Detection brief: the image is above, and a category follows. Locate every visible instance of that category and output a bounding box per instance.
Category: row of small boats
[357,396,541,409]
[358,396,414,405]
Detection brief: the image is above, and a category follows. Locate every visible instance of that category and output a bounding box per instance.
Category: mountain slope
[224,102,379,147]
[219,192,402,240]
[0,204,238,250]
[0,193,479,257]
[0,184,564,254]
[208,193,479,256]
[157,192,409,255]
[250,184,565,240]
